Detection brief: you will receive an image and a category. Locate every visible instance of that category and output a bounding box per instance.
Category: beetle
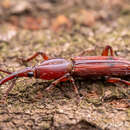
[0,45,130,101]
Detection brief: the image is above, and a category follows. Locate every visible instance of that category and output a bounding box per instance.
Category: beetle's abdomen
[72,56,130,77]
[35,59,72,80]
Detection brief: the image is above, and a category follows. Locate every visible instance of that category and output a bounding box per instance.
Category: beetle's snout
[16,67,34,77]
[0,67,34,85]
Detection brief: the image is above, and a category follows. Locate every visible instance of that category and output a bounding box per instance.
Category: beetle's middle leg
[102,45,114,56]
[79,45,114,56]
[45,73,79,95]
[79,48,95,56]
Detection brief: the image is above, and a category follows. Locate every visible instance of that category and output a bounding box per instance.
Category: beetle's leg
[102,45,114,56]
[1,78,16,103]
[0,69,12,74]
[45,73,70,91]
[0,69,12,79]
[19,52,49,63]
[45,73,79,94]
[69,76,79,95]
[79,48,95,56]
[106,77,130,85]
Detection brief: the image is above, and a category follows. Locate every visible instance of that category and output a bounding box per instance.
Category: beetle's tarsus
[69,76,79,95]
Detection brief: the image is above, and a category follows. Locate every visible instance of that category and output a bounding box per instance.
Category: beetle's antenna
[1,78,16,104]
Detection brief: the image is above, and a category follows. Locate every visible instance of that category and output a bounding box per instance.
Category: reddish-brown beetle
[0,45,130,101]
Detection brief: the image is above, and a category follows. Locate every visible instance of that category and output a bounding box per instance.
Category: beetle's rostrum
[0,45,130,101]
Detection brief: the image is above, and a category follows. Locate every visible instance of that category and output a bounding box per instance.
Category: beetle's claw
[45,84,55,92]
[17,57,28,66]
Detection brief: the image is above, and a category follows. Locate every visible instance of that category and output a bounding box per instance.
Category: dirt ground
[0,0,130,129]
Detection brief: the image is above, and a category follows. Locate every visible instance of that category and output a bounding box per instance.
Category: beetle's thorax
[34,58,72,80]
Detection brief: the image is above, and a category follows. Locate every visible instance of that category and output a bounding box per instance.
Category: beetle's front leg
[18,52,49,64]
[0,69,12,75]
[45,73,79,95]
[106,77,130,86]
[0,69,12,79]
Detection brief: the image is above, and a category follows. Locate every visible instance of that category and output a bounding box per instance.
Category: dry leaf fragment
[22,16,43,30]
[1,0,11,8]
[51,15,71,32]
[79,9,97,27]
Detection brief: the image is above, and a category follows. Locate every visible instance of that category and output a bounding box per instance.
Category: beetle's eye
[28,72,34,77]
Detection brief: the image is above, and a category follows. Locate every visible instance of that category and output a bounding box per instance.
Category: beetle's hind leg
[106,77,130,86]
[45,73,79,95]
